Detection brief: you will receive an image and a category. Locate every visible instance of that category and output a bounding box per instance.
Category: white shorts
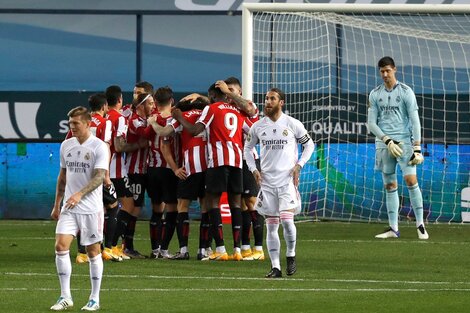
[254,182,301,217]
[56,210,104,246]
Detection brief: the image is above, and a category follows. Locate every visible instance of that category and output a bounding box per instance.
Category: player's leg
[51,212,76,310]
[110,177,134,259]
[278,183,301,276]
[123,174,146,258]
[102,184,120,261]
[75,231,88,264]
[227,166,243,261]
[171,198,191,259]
[402,158,429,239]
[374,148,400,238]
[79,211,104,311]
[159,168,179,258]
[147,167,164,258]
[204,167,228,260]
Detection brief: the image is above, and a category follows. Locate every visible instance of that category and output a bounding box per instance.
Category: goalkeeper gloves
[409,145,424,165]
[383,135,403,158]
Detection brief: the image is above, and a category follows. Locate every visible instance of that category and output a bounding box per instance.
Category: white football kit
[56,135,109,245]
[244,113,314,217]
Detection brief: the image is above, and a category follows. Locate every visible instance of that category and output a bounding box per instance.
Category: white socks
[55,250,72,299]
[88,254,103,303]
[265,217,281,270]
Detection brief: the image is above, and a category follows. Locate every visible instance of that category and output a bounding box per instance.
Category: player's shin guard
[280,211,296,257]
[104,207,118,249]
[265,217,281,270]
[112,210,133,247]
[149,212,163,250]
[408,183,424,226]
[251,210,264,248]
[199,212,210,250]
[161,211,177,251]
[241,210,252,247]
[124,216,137,251]
[55,250,72,299]
[177,212,190,249]
[209,208,225,248]
[230,207,242,249]
[88,254,103,303]
[386,188,399,231]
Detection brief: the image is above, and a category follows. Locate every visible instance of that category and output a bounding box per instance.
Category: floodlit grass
[1,220,470,312]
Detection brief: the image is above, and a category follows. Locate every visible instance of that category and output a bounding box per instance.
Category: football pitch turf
[1,220,470,312]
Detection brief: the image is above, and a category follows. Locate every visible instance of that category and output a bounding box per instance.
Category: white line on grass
[2,287,470,292]
[4,272,470,286]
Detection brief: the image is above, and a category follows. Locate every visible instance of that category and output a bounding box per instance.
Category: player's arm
[367,97,403,158]
[215,80,256,117]
[172,108,205,136]
[181,93,209,103]
[51,167,66,220]
[244,127,261,185]
[293,123,315,187]
[161,139,187,180]
[408,103,424,165]
[114,135,147,153]
[147,115,175,137]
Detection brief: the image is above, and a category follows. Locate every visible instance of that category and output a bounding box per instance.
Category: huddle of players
[77,77,266,262]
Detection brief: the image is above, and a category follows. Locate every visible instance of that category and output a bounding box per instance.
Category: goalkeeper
[367,56,429,240]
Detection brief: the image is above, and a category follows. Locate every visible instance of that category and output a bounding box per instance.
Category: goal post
[242,3,470,223]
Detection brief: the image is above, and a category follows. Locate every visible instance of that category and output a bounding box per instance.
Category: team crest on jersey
[247,133,251,142]
[84,152,91,161]
[282,129,288,136]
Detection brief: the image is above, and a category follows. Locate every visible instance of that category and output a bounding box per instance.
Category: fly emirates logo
[261,139,288,150]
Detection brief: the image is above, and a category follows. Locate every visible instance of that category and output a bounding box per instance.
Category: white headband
[137,94,152,106]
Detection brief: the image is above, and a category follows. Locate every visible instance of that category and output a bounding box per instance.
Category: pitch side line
[2,287,470,292]
[4,272,470,286]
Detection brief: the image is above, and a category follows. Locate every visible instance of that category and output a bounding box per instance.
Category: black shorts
[205,166,242,194]
[147,167,178,205]
[128,173,147,207]
[242,159,260,197]
[111,177,133,198]
[177,172,206,200]
[102,184,118,206]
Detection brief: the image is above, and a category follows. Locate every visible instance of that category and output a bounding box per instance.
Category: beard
[264,105,280,117]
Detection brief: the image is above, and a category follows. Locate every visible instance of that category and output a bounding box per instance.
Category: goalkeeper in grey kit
[367,56,429,240]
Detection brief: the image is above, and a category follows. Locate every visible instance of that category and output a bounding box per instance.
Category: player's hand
[50,206,60,220]
[291,164,302,188]
[147,115,156,125]
[171,108,183,121]
[408,145,424,165]
[64,192,82,210]
[181,93,201,103]
[174,167,188,180]
[253,170,262,187]
[383,135,403,158]
[215,80,231,94]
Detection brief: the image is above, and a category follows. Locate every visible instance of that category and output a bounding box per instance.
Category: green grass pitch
[1,220,470,312]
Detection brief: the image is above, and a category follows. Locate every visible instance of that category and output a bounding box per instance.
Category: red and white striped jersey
[197,101,251,169]
[148,114,180,168]
[125,112,153,174]
[107,108,128,179]
[171,109,207,176]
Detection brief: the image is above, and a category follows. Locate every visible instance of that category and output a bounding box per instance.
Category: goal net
[242,4,470,223]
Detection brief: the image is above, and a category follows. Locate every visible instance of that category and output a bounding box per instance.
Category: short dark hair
[378,56,395,68]
[135,81,154,94]
[208,83,225,103]
[269,87,285,101]
[224,76,241,87]
[88,93,107,112]
[105,85,122,107]
[68,106,91,121]
[176,97,210,112]
[154,86,173,105]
